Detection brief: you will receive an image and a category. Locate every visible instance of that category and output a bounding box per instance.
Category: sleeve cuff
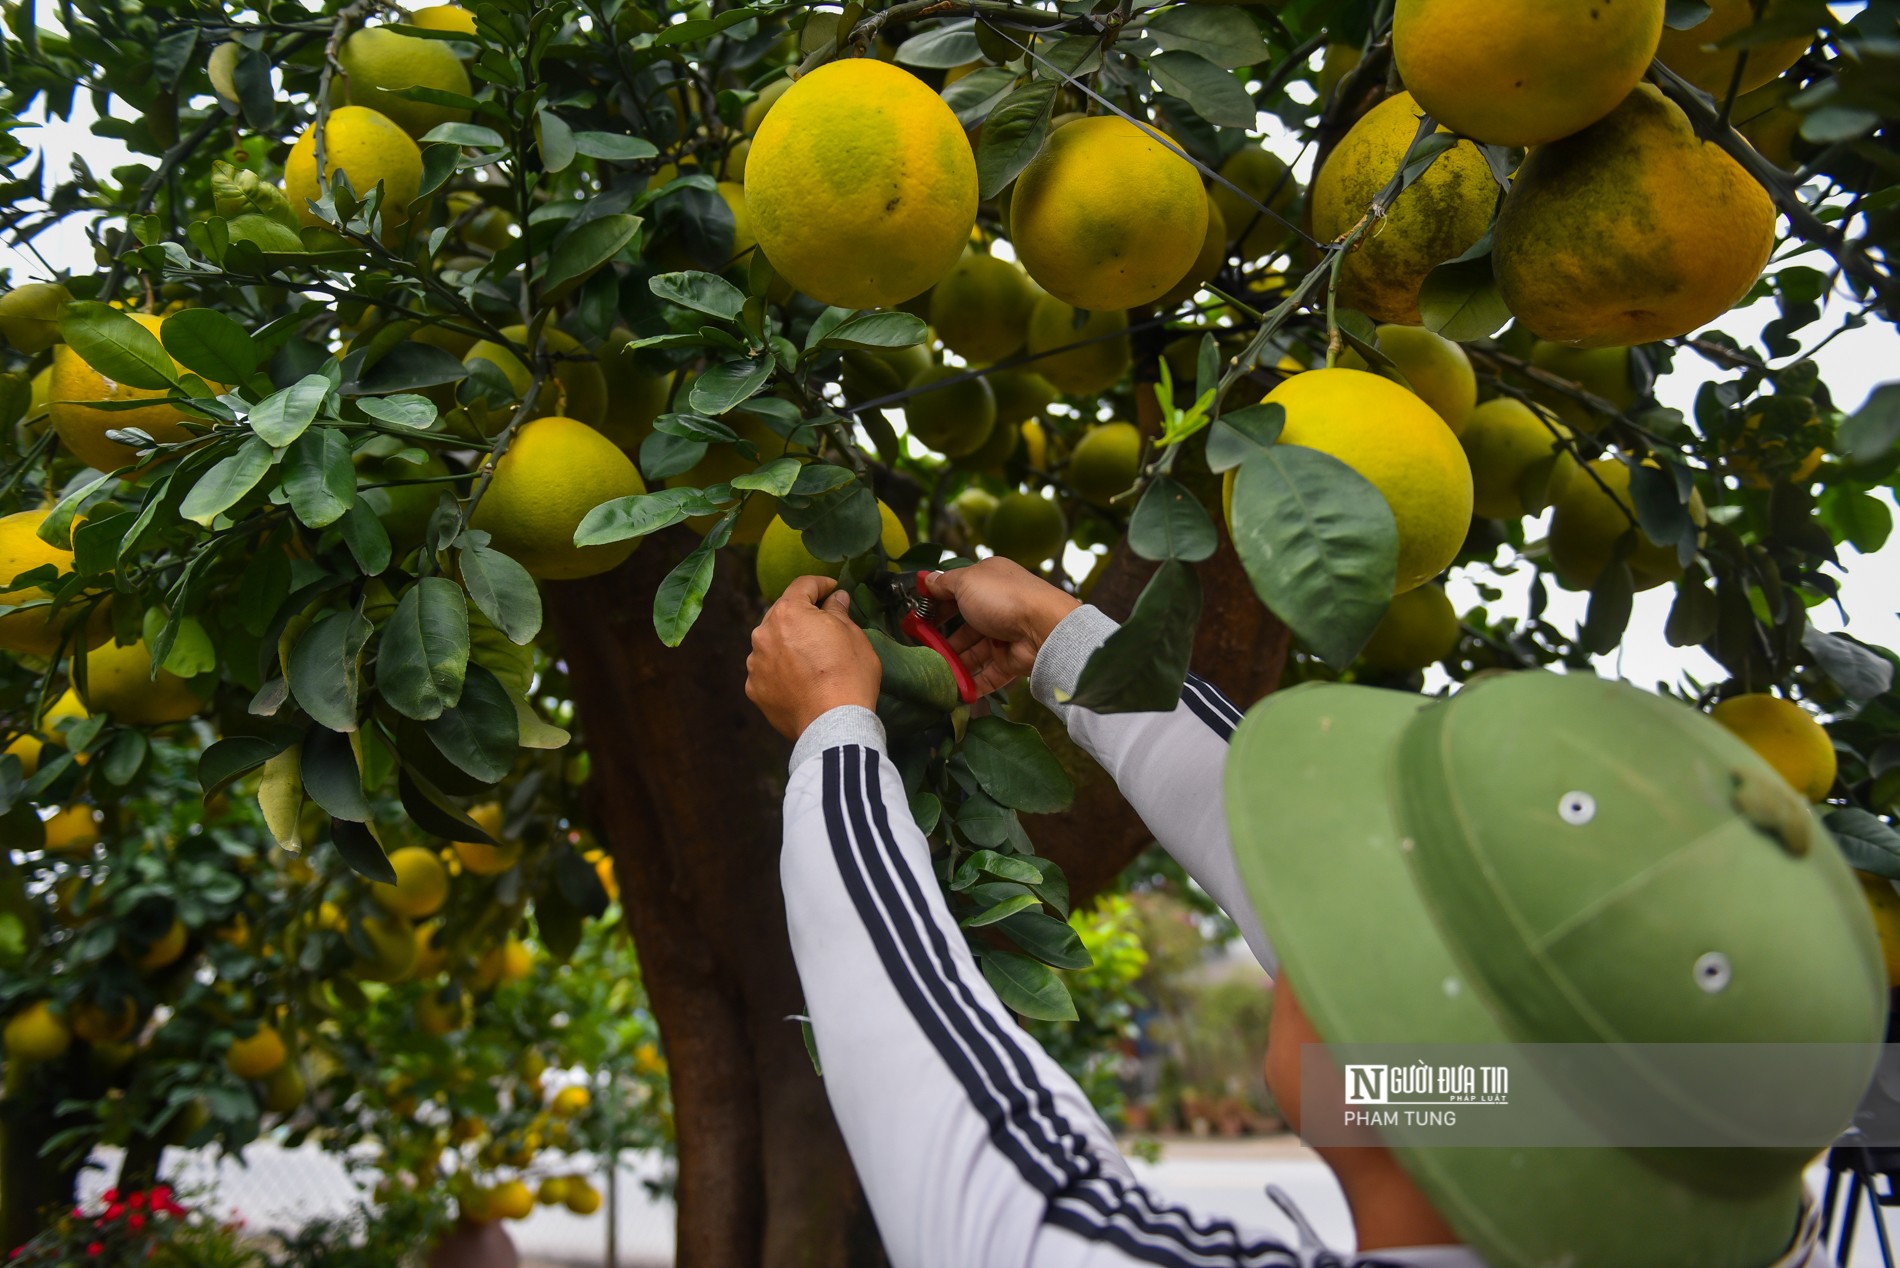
[1028,604,1120,716]
[789,705,887,775]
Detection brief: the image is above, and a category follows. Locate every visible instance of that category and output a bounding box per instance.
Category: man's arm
[926,562,1273,974]
[782,717,1303,1268]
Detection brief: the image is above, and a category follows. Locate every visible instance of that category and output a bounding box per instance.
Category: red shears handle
[902,573,980,703]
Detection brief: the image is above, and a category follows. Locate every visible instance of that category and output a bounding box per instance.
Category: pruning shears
[868,571,981,704]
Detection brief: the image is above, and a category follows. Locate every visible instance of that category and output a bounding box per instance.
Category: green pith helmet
[1225,671,1885,1268]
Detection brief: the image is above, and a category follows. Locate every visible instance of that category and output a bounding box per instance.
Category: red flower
[100,1190,118,1205]
[126,1193,145,1211]
[86,1244,103,1257]
[103,1204,124,1222]
[149,1187,172,1208]
[127,1214,145,1233]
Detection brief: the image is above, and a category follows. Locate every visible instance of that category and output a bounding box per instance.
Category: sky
[5,49,1896,699]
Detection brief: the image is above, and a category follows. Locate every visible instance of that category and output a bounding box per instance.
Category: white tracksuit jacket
[777,605,1828,1268]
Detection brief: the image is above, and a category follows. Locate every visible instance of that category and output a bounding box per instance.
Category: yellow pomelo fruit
[354,912,419,982]
[1726,409,1825,489]
[462,325,608,429]
[226,1024,288,1079]
[593,328,672,452]
[1342,325,1476,431]
[1310,92,1495,326]
[50,312,201,472]
[409,5,478,36]
[1158,197,1227,308]
[417,987,470,1036]
[453,803,521,875]
[359,447,450,557]
[1010,116,1207,312]
[1656,0,1813,95]
[1068,422,1141,506]
[43,804,100,854]
[471,415,645,579]
[0,509,83,656]
[930,250,1037,363]
[987,368,1058,428]
[1856,873,1900,988]
[986,492,1067,568]
[1711,692,1836,802]
[285,106,423,240]
[744,78,791,134]
[1024,296,1130,396]
[745,59,977,309]
[564,1180,603,1215]
[499,936,533,981]
[1495,86,1776,347]
[1316,41,1363,103]
[1359,583,1460,672]
[136,919,189,972]
[1394,0,1664,147]
[1208,147,1300,264]
[81,639,203,726]
[1546,456,1702,591]
[1734,80,1804,171]
[950,487,998,543]
[841,342,932,404]
[1260,368,1473,593]
[374,845,450,918]
[0,282,71,354]
[340,26,472,139]
[1528,341,1636,433]
[25,365,52,431]
[1020,419,1049,470]
[262,1062,307,1114]
[489,1180,535,1221]
[537,1177,570,1206]
[5,1001,72,1062]
[665,413,799,545]
[445,190,515,253]
[905,365,996,458]
[757,501,909,603]
[1459,398,1569,520]
[955,405,1021,472]
[552,1084,591,1116]
[71,999,138,1045]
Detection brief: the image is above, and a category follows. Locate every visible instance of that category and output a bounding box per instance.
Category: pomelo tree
[0,0,1897,1260]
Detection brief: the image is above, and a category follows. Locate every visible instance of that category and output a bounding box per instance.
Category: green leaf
[943,66,1017,126]
[339,497,394,576]
[962,892,1039,927]
[1801,627,1894,701]
[962,716,1073,813]
[650,270,747,322]
[895,19,981,68]
[541,213,641,301]
[379,577,470,721]
[331,819,396,885]
[730,456,803,497]
[1820,486,1892,554]
[783,480,880,562]
[997,908,1092,969]
[653,534,721,648]
[422,662,518,783]
[573,132,659,162]
[1204,403,1284,472]
[976,81,1057,200]
[1069,559,1201,713]
[283,428,355,527]
[300,725,371,822]
[399,769,494,843]
[250,373,330,446]
[1229,446,1396,670]
[1150,51,1256,129]
[951,849,1045,889]
[980,950,1076,1021]
[459,536,542,645]
[1418,254,1512,342]
[199,733,294,798]
[867,629,960,713]
[536,108,576,173]
[288,607,373,732]
[1665,573,1719,648]
[1838,382,1900,465]
[179,437,275,527]
[1664,0,1713,28]
[1580,561,1634,656]
[57,302,179,391]
[356,395,437,430]
[160,308,259,383]
[818,311,930,351]
[1826,808,1900,879]
[574,487,717,545]
[1128,476,1216,563]
[688,356,773,414]
[1146,6,1265,69]
[420,122,505,147]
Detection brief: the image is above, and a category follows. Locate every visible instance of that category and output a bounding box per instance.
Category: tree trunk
[547,533,882,1268]
[548,515,1286,1265]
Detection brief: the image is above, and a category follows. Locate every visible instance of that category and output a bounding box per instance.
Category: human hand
[746,576,883,741]
[924,558,1081,695]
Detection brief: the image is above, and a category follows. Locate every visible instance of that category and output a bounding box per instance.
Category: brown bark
[548,532,881,1268]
